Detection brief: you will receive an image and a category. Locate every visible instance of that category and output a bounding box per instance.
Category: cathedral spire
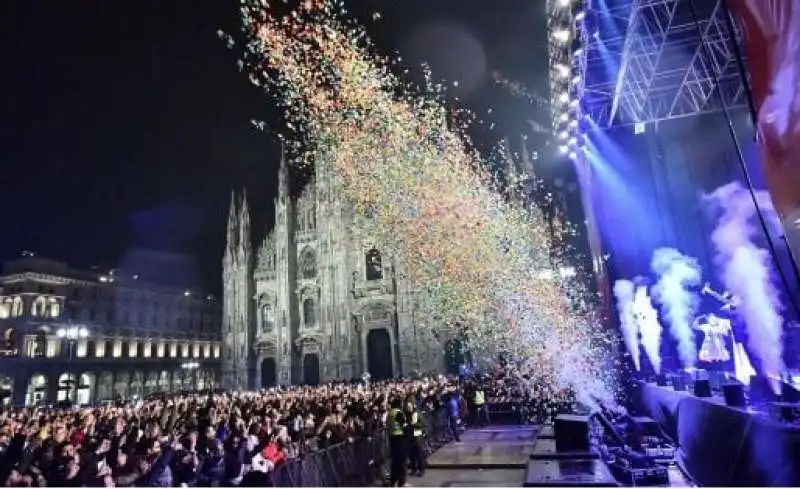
[239,190,251,253]
[278,140,289,201]
[226,190,238,252]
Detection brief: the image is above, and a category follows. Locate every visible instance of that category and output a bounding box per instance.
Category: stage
[634,381,800,486]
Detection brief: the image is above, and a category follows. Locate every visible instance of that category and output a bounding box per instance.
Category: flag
[728,0,800,260]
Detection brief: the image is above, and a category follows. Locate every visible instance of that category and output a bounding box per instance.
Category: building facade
[222,152,449,390]
[0,254,222,408]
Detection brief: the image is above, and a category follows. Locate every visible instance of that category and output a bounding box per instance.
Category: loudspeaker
[656,374,668,387]
[782,382,800,403]
[694,379,712,398]
[722,383,746,407]
[750,375,777,404]
[554,414,590,452]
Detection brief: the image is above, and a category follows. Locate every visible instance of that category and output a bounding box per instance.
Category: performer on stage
[699,283,756,383]
[693,314,732,363]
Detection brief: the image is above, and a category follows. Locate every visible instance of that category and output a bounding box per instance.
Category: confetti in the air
[232,0,617,407]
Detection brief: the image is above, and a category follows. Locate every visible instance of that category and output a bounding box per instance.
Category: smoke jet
[651,248,702,369]
[613,279,640,371]
[634,284,662,374]
[705,181,784,390]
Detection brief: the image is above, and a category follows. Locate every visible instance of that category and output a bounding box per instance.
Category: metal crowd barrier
[267,408,452,487]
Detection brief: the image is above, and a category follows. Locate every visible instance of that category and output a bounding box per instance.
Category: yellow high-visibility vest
[474,390,485,406]
[411,411,423,438]
[388,408,405,437]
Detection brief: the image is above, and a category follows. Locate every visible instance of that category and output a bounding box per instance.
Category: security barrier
[267,408,452,486]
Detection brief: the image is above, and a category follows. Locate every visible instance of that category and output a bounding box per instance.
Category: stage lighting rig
[578,0,749,129]
[547,0,589,161]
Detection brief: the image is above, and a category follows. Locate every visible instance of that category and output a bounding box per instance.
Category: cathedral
[221,151,449,390]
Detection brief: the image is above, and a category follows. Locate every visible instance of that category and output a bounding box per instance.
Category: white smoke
[634,284,662,374]
[613,279,640,371]
[705,181,784,388]
[650,248,702,368]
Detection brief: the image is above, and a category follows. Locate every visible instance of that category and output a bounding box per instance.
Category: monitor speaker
[781,382,800,403]
[722,383,746,407]
[694,379,712,398]
[750,375,778,404]
[554,414,590,452]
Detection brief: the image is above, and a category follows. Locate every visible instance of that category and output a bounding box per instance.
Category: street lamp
[57,326,89,402]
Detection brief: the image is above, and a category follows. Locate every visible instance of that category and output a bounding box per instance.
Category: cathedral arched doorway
[303,354,320,385]
[367,328,393,381]
[261,358,277,388]
[445,339,466,376]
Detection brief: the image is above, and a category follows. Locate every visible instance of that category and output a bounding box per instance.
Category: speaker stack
[693,379,712,398]
[722,383,746,407]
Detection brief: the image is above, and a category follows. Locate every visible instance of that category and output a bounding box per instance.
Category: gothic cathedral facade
[221,152,447,390]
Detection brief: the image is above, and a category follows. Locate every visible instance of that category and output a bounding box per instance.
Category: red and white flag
[728,0,800,258]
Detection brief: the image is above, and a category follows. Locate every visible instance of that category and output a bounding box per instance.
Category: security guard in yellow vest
[405,399,426,477]
[474,387,489,427]
[387,398,408,487]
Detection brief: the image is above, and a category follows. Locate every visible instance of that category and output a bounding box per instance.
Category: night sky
[0,0,550,293]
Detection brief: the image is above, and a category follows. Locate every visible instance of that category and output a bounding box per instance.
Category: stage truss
[580,0,750,130]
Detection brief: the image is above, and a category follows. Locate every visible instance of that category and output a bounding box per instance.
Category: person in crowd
[386,397,408,487]
[0,376,471,487]
[473,384,488,427]
[405,398,426,477]
[446,389,462,443]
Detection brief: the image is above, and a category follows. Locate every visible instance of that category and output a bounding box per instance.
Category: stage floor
[396,424,693,487]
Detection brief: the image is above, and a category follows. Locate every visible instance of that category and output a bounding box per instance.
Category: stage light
[553,29,571,43]
[634,122,646,134]
[569,151,577,160]
[569,99,579,108]
[575,11,585,22]
[568,137,578,146]
[571,75,581,85]
[574,47,584,57]
[558,92,570,103]
[558,0,571,7]
[569,119,578,128]
[559,145,569,154]
[556,64,570,78]
[559,130,569,140]
[559,113,569,122]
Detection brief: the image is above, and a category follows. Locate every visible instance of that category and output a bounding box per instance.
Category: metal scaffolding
[582,0,749,129]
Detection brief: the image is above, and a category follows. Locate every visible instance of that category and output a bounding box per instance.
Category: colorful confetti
[230,0,617,408]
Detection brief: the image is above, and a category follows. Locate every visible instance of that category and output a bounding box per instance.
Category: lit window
[213,344,220,358]
[203,343,211,358]
[181,343,190,358]
[169,343,178,358]
[46,338,58,358]
[95,340,106,358]
[192,343,200,358]
[128,341,138,358]
[113,341,122,358]
[157,342,165,358]
[76,339,88,358]
[143,341,152,358]
[49,299,60,318]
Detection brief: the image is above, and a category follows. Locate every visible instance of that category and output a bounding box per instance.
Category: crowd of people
[0,377,466,487]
